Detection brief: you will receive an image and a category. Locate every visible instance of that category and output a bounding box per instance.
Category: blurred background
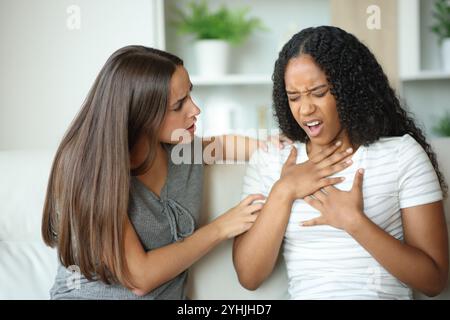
[0,0,449,149]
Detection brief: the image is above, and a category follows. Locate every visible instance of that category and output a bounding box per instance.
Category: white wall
[0,0,162,150]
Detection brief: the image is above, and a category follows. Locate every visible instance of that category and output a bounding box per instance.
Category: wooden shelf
[401,71,450,81]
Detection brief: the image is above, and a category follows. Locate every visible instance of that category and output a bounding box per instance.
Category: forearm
[349,215,447,296]
[125,221,222,295]
[202,135,259,163]
[233,182,293,289]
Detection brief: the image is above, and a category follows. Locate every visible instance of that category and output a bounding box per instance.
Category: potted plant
[433,112,450,137]
[173,0,266,76]
[431,112,450,172]
[431,0,450,72]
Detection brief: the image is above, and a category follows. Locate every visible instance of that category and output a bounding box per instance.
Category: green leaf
[171,0,267,45]
[430,0,450,42]
[433,112,450,137]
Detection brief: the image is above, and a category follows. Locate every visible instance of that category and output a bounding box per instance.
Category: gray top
[50,141,204,299]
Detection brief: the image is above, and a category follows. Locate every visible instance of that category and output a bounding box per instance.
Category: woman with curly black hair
[233,26,448,299]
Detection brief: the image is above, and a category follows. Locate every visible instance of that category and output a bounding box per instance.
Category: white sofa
[1,139,450,300]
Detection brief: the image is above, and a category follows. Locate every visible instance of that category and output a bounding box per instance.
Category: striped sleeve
[241,149,270,201]
[397,134,443,209]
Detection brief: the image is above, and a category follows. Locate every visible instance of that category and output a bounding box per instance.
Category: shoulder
[368,134,434,181]
[367,134,424,156]
[369,134,414,148]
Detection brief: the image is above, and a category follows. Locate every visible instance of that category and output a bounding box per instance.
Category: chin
[173,133,194,144]
[166,128,194,144]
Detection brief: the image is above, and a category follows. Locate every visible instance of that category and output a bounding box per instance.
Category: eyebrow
[286,84,327,95]
[171,83,193,108]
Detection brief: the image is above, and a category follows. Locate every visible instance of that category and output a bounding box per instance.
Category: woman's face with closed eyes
[284,54,348,150]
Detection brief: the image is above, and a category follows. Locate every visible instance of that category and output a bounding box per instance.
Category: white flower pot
[442,38,450,72]
[194,39,231,76]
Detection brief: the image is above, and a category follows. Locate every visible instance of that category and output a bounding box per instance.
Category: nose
[187,96,201,117]
[299,99,316,116]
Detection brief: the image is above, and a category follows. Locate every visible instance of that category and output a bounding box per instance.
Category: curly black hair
[273,26,447,198]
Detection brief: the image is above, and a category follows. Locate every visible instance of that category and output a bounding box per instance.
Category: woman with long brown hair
[42,45,350,299]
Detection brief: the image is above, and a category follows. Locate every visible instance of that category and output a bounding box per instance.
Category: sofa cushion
[0,150,57,299]
[0,241,56,299]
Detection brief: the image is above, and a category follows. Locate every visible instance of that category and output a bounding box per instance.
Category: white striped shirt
[242,134,443,299]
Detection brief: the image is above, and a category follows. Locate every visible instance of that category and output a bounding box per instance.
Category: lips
[186,118,197,130]
[302,119,323,138]
[186,119,197,134]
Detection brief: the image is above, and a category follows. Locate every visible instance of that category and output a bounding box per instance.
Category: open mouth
[187,123,195,132]
[304,120,323,137]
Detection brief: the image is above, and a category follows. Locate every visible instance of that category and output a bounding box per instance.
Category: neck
[306,129,358,157]
[130,136,167,174]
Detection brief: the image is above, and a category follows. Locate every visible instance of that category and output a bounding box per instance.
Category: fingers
[283,146,297,166]
[309,140,342,163]
[244,203,264,214]
[240,194,266,206]
[322,185,335,193]
[240,222,254,234]
[245,212,259,223]
[235,213,259,237]
[301,195,326,227]
[303,195,323,211]
[301,216,325,227]
[313,190,327,202]
[318,176,345,189]
[318,157,353,177]
[352,168,364,192]
[316,147,354,170]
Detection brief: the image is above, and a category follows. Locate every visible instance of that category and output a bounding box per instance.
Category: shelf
[190,74,272,86]
[401,71,450,81]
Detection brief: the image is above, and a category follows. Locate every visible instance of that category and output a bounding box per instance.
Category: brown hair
[42,45,183,285]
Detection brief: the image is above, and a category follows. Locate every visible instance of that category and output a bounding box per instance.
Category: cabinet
[154,0,448,138]
[155,0,330,137]
[398,0,450,136]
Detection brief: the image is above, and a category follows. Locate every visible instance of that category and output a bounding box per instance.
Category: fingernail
[340,177,345,181]
[300,222,305,226]
[359,168,364,174]
[346,159,353,164]
[335,141,342,146]
[346,148,353,153]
